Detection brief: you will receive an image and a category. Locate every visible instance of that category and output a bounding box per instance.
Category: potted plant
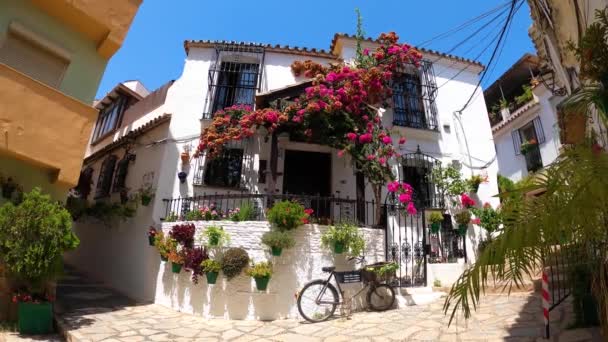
[467,174,486,193]
[183,247,208,284]
[168,246,184,274]
[267,200,308,231]
[170,223,195,248]
[454,210,471,236]
[0,188,79,334]
[460,193,476,208]
[321,223,365,255]
[261,230,295,256]
[364,261,399,283]
[246,261,273,291]
[148,226,157,246]
[178,171,188,184]
[137,186,155,206]
[428,212,444,234]
[221,247,249,280]
[203,225,230,247]
[201,259,221,284]
[520,138,538,155]
[181,146,191,164]
[154,233,175,262]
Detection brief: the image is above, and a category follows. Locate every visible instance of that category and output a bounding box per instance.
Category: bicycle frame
[314,271,372,305]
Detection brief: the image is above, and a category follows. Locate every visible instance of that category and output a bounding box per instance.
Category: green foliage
[497,174,515,194]
[201,259,221,273]
[432,164,469,199]
[154,232,176,259]
[267,200,306,231]
[164,212,179,222]
[368,262,399,277]
[0,188,79,294]
[433,279,442,287]
[236,202,256,221]
[221,247,249,279]
[443,145,608,334]
[454,211,471,226]
[184,210,204,221]
[202,225,230,246]
[261,230,295,249]
[246,261,273,278]
[568,8,608,83]
[321,223,365,256]
[515,85,534,105]
[470,205,502,235]
[428,212,444,224]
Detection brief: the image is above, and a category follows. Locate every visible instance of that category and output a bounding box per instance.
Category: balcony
[29,0,142,58]
[0,63,97,187]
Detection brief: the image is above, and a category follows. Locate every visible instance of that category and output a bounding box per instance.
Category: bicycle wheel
[367,284,395,311]
[297,280,339,322]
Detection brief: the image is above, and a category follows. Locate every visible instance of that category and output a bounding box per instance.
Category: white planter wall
[154,222,385,320]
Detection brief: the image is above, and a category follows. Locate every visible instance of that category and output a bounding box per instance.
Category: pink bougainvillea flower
[346,132,357,141]
[387,181,400,193]
[337,150,345,158]
[401,183,413,193]
[366,154,376,161]
[398,137,406,144]
[363,48,370,56]
[382,136,392,144]
[358,133,373,144]
[471,218,481,225]
[399,193,411,203]
[304,208,314,216]
[461,194,475,208]
[378,157,386,165]
[406,202,417,215]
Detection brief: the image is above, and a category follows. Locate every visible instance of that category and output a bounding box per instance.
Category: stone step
[394,287,445,306]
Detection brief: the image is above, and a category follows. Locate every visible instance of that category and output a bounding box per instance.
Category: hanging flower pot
[180,151,190,164]
[457,224,468,236]
[178,172,188,184]
[206,271,218,284]
[271,246,282,256]
[148,235,155,246]
[470,183,480,193]
[18,301,53,335]
[208,236,219,246]
[160,254,168,262]
[141,195,152,206]
[254,276,271,291]
[333,241,345,254]
[430,222,441,234]
[171,262,182,274]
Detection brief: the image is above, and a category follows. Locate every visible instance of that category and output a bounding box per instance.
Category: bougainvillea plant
[198,32,421,224]
[387,180,417,215]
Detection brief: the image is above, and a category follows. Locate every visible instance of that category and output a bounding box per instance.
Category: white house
[66,33,500,320]
[485,54,563,183]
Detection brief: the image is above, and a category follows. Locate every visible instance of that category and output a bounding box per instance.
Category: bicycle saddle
[321,266,335,273]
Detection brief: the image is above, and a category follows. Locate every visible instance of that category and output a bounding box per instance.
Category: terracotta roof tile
[184,40,337,59]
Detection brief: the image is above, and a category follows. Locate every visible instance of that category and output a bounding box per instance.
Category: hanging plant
[428,212,444,234]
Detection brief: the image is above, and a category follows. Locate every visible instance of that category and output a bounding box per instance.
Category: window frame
[91,95,128,144]
[94,155,118,199]
[202,148,245,189]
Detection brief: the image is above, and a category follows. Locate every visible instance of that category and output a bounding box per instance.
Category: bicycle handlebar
[347,255,366,263]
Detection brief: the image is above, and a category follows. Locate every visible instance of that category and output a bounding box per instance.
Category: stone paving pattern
[1,268,603,341]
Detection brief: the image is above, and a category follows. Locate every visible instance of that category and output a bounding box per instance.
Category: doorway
[282,150,331,218]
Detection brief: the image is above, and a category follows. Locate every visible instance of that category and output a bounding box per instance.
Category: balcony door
[283,150,331,217]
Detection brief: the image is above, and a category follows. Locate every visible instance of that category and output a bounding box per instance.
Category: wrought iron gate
[385,149,444,288]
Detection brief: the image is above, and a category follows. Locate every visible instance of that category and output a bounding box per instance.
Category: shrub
[246,261,273,278]
[267,200,307,231]
[202,225,230,246]
[0,188,79,296]
[261,230,295,249]
[201,259,221,273]
[183,247,209,284]
[228,202,256,222]
[221,247,249,279]
[184,209,204,221]
[321,223,365,256]
[170,223,195,247]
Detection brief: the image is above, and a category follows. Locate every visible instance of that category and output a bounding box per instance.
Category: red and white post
[542,270,550,339]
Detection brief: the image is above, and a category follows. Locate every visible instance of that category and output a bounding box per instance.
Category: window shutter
[512,130,522,155]
[533,117,545,144]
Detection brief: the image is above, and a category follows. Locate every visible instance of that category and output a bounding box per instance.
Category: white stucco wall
[494,85,562,182]
[154,221,385,320]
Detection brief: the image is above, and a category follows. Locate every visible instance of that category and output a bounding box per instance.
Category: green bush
[246,261,272,278]
[261,230,295,249]
[202,225,230,246]
[321,223,365,256]
[221,247,249,279]
[267,200,306,231]
[233,202,256,221]
[201,259,221,273]
[184,210,204,221]
[0,188,79,295]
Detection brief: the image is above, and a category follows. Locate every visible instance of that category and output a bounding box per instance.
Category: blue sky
[96,0,534,99]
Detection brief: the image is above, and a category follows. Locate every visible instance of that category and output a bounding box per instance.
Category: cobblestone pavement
[2,269,603,342]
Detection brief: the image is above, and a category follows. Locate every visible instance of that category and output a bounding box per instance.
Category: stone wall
[155,221,385,320]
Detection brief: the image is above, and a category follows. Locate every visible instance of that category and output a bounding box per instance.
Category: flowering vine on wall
[197,32,422,223]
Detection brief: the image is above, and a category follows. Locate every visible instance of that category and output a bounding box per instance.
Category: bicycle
[296,256,396,323]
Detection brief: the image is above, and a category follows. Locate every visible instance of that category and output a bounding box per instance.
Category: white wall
[155,222,385,320]
[494,85,562,182]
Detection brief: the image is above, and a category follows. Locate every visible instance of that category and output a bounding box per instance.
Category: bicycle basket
[362,262,395,284]
[335,270,362,283]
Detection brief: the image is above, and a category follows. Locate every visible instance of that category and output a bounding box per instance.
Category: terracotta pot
[180,152,190,164]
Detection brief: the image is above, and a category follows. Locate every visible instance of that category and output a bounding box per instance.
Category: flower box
[18,302,53,335]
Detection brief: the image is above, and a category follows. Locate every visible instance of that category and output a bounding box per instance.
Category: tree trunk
[373,184,383,228]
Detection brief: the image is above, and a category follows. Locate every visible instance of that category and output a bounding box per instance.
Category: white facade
[67,34,501,317]
[493,84,563,182]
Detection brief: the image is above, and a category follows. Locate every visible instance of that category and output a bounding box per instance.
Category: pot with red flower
[454,211,471,236]
[168,247,185,274]
[13,292,55,335]
[147,227,157,246]
[460,193,476,208]
[181,146,191,164]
